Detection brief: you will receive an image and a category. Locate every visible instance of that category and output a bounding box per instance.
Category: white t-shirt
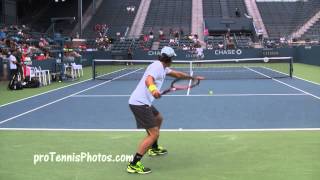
[129,61,172,106]
[196,47,204,58]
[8,55,17,70]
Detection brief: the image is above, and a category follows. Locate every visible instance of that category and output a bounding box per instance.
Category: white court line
[71,93,307,98]
[187,71,194,96]
[0,68,127,108]
[0,128,319,132]
[262,65,320,86]
[293,75,320,86]
[0,68,143,125]
[245,67,320,100]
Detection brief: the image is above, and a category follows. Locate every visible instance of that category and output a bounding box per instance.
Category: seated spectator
[159,29,164,40]
[169,38,175,45]
[180,28,184,38]
[182,44,189,50]
[0,29,6,40]
[193,34,199,43]
[196,44,204,60]
[218,41,224,49]
[34,53,46,61]
[116,32,121,40]
[143,34,149,42]
[227,37,235,49]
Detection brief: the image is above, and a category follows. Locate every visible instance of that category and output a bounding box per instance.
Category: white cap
[160,46,177,57]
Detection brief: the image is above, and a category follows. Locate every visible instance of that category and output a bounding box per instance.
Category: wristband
[148,84,157,92]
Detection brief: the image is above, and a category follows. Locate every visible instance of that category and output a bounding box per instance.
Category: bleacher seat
[257,0,320,38]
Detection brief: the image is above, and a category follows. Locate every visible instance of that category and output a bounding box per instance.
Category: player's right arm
[145,75,161,99]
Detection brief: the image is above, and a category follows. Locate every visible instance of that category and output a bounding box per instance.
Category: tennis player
[127,46,204,174]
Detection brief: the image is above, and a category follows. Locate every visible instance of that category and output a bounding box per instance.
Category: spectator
[143,34,149,42]
[235,8,241,17]
[126,47,133,66]
[218,41,224,49]
[257,29,263,41]
[149,28,154,39]
[204,28,209,36]
[159,29,164,40]
[180,28,184,38]
[174,30,179,39]
[120,36,125,42]
[192,34,199,43]
[182,44,189,50]
[196,44,204,60]
[13,50,25,81]
[207,43,213,50]
[0,29,6,40]
[280,37,286,44]
[169,28,173,38]
[6,50,18,80]
[226,28,231,40]
[116,32,121,40]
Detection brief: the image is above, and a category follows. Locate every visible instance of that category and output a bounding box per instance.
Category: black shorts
[129,104,160,129]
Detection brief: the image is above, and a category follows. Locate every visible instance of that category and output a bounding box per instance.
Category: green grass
[293,63,320,84]
[0,63,319,180]
[0,131,319,180]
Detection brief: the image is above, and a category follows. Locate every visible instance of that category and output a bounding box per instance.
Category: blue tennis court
[0,65,320,130]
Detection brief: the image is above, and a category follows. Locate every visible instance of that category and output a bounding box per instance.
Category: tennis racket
[161,78,200,95]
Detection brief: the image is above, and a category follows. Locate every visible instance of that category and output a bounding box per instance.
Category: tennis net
[92,57,293,80]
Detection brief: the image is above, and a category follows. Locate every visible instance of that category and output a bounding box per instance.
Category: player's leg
[148,107,168,156]
[127,127,159,174]
[138,127,160,155]
[127,105,159,174]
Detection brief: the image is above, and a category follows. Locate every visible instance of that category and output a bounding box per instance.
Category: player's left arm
[168,70,205,80]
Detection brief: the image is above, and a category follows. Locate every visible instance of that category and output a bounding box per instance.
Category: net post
[92,59,96,80]
[289,57,293,78]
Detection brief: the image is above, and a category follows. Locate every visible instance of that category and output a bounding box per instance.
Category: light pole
[78,0,82,38]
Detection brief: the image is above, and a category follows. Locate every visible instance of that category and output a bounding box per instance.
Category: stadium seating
[83,0,141,38]
[234,35,252,48]
[29,1,91,35]
[111,38,136,51]
[142,0,192,36]
[302,20,320,40]
[226,0,247,18]
[203,0,247,18]
[203,0,223,18]
[257,0,320,38]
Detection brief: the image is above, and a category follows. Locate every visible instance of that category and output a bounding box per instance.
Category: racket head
[171,78,200,90]
[160,78,200,95]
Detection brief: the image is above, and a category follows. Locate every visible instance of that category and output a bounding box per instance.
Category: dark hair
[159,53,172,63]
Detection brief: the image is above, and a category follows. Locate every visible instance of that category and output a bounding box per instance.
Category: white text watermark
[33,152,133,165]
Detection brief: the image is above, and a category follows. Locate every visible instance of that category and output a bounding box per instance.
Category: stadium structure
[0,0,320,79]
